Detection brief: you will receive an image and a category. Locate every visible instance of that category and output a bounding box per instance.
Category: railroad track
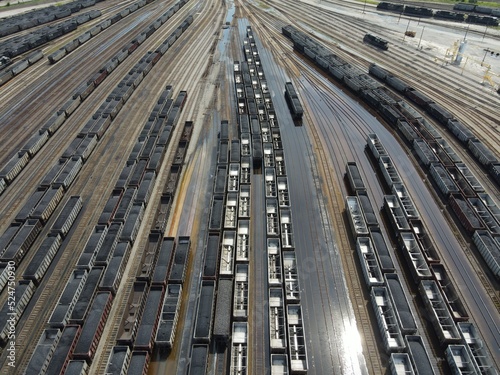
[231,5,385,374]
[0,0,174,163]
[258,0,500,154]
[0,0,218,368]
[89,0,226,370]
[245,0,500,326]
[236,6,384,373]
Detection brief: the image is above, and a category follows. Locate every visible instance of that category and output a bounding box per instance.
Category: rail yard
[0,0,499,373]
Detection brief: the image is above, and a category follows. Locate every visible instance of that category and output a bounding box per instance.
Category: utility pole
[482,25,488,41]
[403,19,410,41]
[417,25,425,49]
[481,48,499,66]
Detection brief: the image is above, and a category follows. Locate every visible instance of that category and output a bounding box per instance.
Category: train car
[48,269,88,328]
[357,190,379,228]
[267,238,283,286]
[345,162,366,193]
[391,184,419,220]
[14,189,45,222]
[193,280,215,343]
[117,281,148,346]
[403,5,433,17]
[235,220,250,263]
[252,134,263,168]
[477,193,500,225]
[430,264,469,322]
[51,196,82,237]
[22,234,62,285]
[69,266,105,324]
[284,81,304,121]
[429,163,459,196]
[399,232,432,282]
[20,130,49,158]
[136,232,162,282]
[413,138,439,167]
[468,197,500,235]
[449,193,484,234]
[0,224,22,259]
[472,230,500,279]
[73,292,113,362]
[384,273,418,334]
[434,10,465,21]
[95,222,122,266]
[356,237,384,288]
[457,322,497,375]
[1,219,42,265]
[233,264,249,321]
[134,285,165,352]
[345,196,369,237]
[0,151,30,184]
[220,231,236,278]
[99,242,130,295]
[151,237,175,286]
[283,251,300,302]
[419,280,462,345]
[44,325,82,375]
[287,304,309,373]
[128,351,150,375]
[209,194,225,233]
[25,328,62,375]
[369,228,395,273]
[405,336,436,375]
[405,88,434,107]
[0,280,35,344]
[229,322,248,374]
[188,344,209,375]
[370,286,405,353]
[363,33,389,50]
[224,191,238,229]
[104,346,131,374]
[155,284,183,348]
[120,202,144,243]
[168,236,191,284]
[269,288,287,353]
[163,165,181,196]
[386,76,410,93]
[265,167,277,198]
[213,278,233,342]
[445,345,480,374]
[203,234,220,280]
[468,138,498,168]
[214,165,227,195]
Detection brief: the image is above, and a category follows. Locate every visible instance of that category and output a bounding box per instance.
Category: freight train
[282,25,499,189]
[22,16,195,373]
[377,2,499,25]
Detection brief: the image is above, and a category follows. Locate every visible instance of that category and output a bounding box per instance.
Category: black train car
[363,34,389,50]
[284,81,304,121]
